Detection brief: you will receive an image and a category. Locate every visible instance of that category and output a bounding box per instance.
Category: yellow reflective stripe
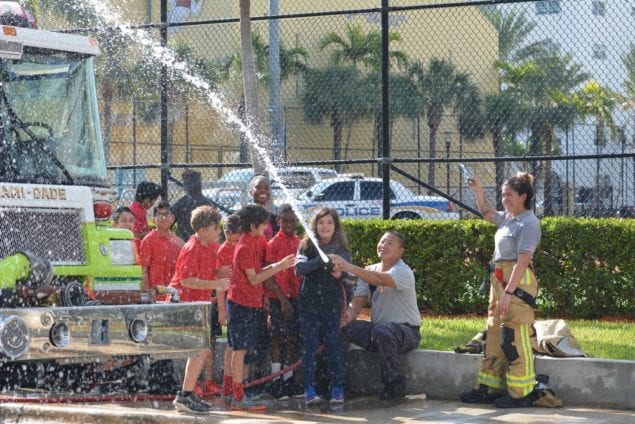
[478,372,504,389]
[506,374,535,385]
[522,323,535,378]
[521,269,531,286]
[506,376,536,396]
[506,323,535,396]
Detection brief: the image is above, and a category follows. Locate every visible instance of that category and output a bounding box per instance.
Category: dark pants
[342,320,420,384]
[299,309,343,390]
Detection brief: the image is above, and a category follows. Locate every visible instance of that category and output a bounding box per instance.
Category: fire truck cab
[0,20,209,369]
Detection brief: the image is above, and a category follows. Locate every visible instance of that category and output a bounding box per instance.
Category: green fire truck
[0,14,209,386]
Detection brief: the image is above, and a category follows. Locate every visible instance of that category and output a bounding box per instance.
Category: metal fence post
[160,0,169,200]
[381,0,391,220]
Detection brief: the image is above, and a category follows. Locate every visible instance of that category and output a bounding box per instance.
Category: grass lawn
[420,316,635,361]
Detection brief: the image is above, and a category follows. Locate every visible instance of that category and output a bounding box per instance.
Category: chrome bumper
[0,302,211,361]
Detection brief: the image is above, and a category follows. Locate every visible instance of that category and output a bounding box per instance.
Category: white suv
[203,166,337,211]
[296,175,458,220]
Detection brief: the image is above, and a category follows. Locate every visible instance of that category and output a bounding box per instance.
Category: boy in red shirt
[227,205,296,411]
[265,204,303,399]
[170,206,230,414]
[139,201,184,298]
[129,181,162,240]
[216,214,241,402]
[112,206,140,253]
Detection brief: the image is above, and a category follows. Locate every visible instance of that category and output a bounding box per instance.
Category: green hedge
[342,218,635,319]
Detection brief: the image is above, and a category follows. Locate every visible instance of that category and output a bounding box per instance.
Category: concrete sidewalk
[1,394,634,423]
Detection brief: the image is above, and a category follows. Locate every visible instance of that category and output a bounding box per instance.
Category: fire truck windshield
[0,50,108,186]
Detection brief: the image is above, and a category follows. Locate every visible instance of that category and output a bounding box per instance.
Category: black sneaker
[173,391,213,414]
[284,379,305,399]
[461,384,501,404]
[494,391,537,408]
[266,379,288,400]
[380,376,406,400]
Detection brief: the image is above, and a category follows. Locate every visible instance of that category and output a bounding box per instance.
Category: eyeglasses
[156,212,174,218]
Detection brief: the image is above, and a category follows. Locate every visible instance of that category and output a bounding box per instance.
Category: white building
[493,0,635,214]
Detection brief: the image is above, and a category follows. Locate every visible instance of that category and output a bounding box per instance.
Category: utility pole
[268,0,282,163]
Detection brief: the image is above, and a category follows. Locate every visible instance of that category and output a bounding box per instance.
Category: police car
[203,166,338,211]
[296,175,459,220]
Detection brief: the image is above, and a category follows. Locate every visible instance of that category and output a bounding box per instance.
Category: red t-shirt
[139,230,182,288]
[129,201,150,238]
[256,234,267,263]
[169,235,219,302]
[216,241,235,269]
[266,230,301,299]
[133,238,141,260]
[228,233,265,308]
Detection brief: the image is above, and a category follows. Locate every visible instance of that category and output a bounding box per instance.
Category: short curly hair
[190,205,222,232]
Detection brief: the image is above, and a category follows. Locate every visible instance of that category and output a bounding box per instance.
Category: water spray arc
[84,1,333,264]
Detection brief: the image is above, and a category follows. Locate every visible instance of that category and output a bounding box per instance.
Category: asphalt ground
[1,393,634,424]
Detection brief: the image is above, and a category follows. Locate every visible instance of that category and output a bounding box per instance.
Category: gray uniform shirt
[493,210,541,262]
[353,259,420,327]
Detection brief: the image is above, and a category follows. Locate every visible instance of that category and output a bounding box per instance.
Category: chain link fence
[43,0,635,218]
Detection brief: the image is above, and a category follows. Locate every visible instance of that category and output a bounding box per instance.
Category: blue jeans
[299,309,343,390]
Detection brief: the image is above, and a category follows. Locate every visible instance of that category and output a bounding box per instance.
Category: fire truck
[0,6,208,391]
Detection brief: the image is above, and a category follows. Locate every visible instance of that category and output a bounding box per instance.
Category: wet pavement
[1,393,634,423]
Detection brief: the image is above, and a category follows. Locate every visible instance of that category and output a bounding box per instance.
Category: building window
[592,43,607,59]
[536,0,561,15]
[592,1,606,16]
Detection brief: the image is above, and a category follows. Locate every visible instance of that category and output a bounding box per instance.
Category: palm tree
[220,31,307,163]
[319,24,409,172]
[482,91,529,207]
[477,9,555,205]
[301,66,365,171]
[220,32,308,88]
[319,24,408,71]
[569,80,622,138]
[410,58,482,192]
[238,0,265,177]
[624,44,635,104]
[483,9,555,62]
[497,52,589,215]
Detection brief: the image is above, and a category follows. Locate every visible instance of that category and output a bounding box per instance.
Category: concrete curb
[211,340,634,410]
[345,347,635,410]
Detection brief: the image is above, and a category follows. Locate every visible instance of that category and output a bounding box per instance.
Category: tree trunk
[239,0,266,176]
[427,116,439,195]
[374,112,382,177]
[331,110,342,173]
[543,125,555,216]
[237,99,249,163]
[239,0,274,211]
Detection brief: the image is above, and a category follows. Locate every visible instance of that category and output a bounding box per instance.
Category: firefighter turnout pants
[477,261,538,399]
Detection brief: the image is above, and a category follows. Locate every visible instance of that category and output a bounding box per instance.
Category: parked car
[296,175,459,220]
[202,166,338,211]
